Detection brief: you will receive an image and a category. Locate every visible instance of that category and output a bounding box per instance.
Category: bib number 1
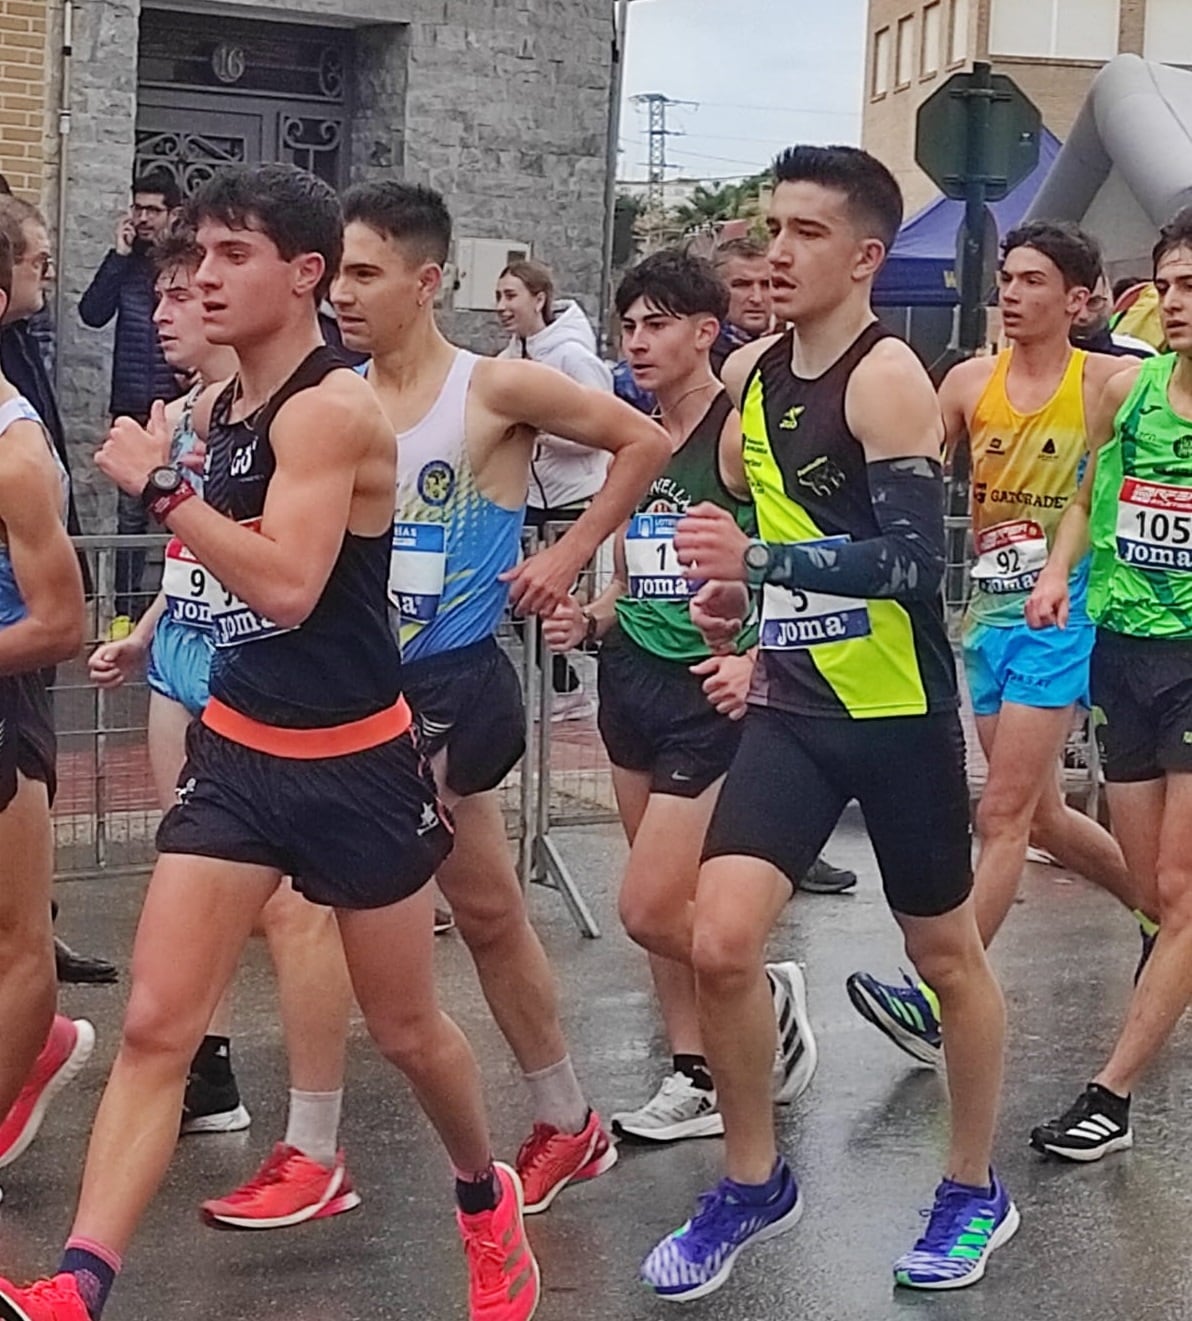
[626,513,689,600]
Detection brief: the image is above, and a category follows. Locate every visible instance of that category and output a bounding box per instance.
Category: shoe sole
[895,1201,1021,1290]
[0,1288,36,1321]
[769,962,818,1105]
[845,977,943,1071]
[649,1190,804,1303]
[0,1019,96,1170]
[1029,1130,1133,1163]
[203,1186,362,1230]
[521,1127,607,1215]
[611,1112,725,1142]
[798,876,858,894]
[181,1103,253,1136]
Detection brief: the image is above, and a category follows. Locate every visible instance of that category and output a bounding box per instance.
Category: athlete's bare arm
[541,524,629,654]
[474,358,670,615]
[717,407,750,500]
[937,356,995,463]
[1027,361,1142,630]
[98,373,394,629]
[0,422,84,674]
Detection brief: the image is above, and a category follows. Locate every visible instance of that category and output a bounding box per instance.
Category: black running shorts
[702,705,972,918]
[596,628,744,799]
[156,719,453,909]
[0,673,57,810]
[1090,628,1192,783]
[401,638,526,798]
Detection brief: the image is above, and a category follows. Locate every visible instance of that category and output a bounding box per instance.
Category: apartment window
[922,2,942,76]
[872,26,892,97]
[948,0,969,65]
[989,0,1120,61]
[1145,0,1192,65]
[896,14,916,87]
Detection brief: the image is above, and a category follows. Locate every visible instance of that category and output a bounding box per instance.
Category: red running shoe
[457,1162,540,1321]
[0,1017,95,1169]
[0,1273,92,1321]
[200,1143,361,1229]
[515,1109,617,1214]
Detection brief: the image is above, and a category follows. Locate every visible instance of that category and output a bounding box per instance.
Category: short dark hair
[187,164,343,300]
[1002,220,1101,290]
[133,169,181,211]
[713,236,768,266]
[615,248,729,323]
[772,145,903,254]
[341,181,452,267]
[152,218,203,279]
[0,196,43,263]
[1154,208,1192,274]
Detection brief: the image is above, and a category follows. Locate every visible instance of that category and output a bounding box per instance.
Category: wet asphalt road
[8,815,1185,1321]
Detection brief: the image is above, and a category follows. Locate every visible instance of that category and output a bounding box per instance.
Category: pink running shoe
[515,1109,617,1214]
[0,1273,92,1321]
[200,1143,361,1229]
[0,1016,95,1169]
[457,1162,540,1321]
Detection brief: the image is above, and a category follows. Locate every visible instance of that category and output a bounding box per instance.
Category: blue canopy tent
[875,129,1062,308]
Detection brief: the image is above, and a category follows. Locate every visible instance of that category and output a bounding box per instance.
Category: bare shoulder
[1084,350,1138,393]
[939,353,997,400]
[1099,357,1145,409]
[721,333,780,405]
[470,355,557,416]
[853,336,935,400]
[0,420,60,505]
[274,365,390,456]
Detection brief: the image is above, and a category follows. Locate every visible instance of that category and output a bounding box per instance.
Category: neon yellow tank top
[967,348,1091,627]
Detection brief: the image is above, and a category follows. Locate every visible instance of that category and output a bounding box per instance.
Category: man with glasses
[80,170,183,635]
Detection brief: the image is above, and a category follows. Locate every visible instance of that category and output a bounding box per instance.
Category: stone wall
[55,0,613,530]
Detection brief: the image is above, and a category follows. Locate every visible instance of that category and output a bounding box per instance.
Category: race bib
[626,513,690,600]
[1115,477,1192,573]
[970,519,1049,594]
[161,537,220,630]
[388,521,447,623]
[759,536,871,650]
[209,519,294,648]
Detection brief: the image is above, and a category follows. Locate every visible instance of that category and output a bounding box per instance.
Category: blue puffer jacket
[78,248,181,418]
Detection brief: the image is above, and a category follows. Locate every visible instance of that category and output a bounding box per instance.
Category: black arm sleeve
[762,456,946,604]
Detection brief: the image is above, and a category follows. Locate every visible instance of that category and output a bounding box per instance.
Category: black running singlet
[204,346,402,728]
[741,325,957,719]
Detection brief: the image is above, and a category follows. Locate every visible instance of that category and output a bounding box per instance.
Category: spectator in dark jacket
[79,170,182,628]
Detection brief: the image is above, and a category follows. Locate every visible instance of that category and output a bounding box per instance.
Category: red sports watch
[141,466,194,523]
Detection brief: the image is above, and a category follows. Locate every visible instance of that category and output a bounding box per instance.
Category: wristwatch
[141,466,193,522]
[744,539,771,589]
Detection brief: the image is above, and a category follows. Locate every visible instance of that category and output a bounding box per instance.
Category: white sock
[284,1089,343,1167]
[524,1055,588,1135]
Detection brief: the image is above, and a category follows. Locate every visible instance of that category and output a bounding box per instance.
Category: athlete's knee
[363,1002,444,1072]
[619,887,683,957]
[903,920,986,993]
[121,980,208,1064]
[448,875,526,953]
[691,913,759,990]
[975,784,1035,843]
[1154,863,1192,930]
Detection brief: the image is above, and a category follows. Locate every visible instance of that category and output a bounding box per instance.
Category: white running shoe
[610,1072,724,1142]
[767,961,818,1104]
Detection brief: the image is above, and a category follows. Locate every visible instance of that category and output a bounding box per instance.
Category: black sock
[455,1165,500,1215]
[673,1054,714,1092]
[190,1035,232,1082]
[59,1243,119,1320]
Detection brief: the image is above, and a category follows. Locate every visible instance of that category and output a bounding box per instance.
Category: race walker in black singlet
[157,346,452,907]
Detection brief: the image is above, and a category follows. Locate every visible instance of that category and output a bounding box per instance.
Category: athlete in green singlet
[544,251,815,1147]
[1027,208,1192,1163]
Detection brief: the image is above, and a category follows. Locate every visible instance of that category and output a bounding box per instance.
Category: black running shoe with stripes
[766,961,817,1104]
[1029,1082,1132,1162]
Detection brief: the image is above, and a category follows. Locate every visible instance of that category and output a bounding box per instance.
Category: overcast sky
[619,0,868,183]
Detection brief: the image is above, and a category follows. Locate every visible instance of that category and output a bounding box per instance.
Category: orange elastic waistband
[202,696,412,759]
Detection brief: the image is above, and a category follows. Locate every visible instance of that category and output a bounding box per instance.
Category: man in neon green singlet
[1027,208,1192,1162]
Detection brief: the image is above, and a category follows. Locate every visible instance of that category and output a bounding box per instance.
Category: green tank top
[615,390,757,663]
[1089,353,1192,638]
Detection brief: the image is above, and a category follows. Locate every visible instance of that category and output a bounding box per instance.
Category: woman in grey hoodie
[497,260,613,716]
